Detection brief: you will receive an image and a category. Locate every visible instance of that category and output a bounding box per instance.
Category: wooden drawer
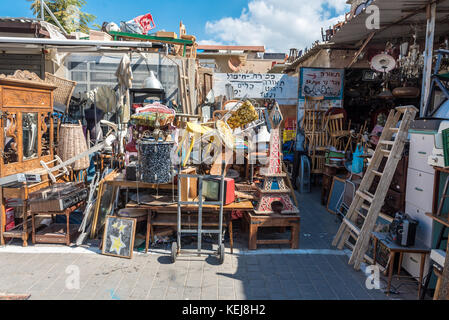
[390,172,407,193]
[382,189,405,215]
[409,133,435,174]
[406,168,434,213]
[402,252,430,281]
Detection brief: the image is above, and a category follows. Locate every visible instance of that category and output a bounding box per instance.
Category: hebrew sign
[213,73,299,105]
[299,67,345,100]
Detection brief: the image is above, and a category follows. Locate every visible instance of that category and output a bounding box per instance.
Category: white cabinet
[402,131,436,280]
[405,169,434,214]
[409,133,435,174]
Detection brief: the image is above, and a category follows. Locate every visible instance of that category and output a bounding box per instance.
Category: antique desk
[372,232,430,298]
[243,211,300,250]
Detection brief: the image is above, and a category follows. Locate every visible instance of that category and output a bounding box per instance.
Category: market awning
[331,0,449,45]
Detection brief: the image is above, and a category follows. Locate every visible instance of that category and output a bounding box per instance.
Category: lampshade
[143,70,164,90]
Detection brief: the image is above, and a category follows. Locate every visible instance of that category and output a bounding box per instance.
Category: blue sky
[1,0,349,53]
[2,0,248,41]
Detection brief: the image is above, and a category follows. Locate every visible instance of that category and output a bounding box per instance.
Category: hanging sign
[299,67,345,100]
[213,73,299,105]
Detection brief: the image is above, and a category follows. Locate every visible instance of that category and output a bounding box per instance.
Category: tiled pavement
[0,189,423,300]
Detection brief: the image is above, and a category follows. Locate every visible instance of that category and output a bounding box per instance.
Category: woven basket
[45,72,77,110]
[57,124,89,170]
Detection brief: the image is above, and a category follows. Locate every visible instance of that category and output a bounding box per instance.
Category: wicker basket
[45,72,77,111]
[57,124,89,171]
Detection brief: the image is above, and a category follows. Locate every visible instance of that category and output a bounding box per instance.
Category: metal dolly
[171,173,226,264]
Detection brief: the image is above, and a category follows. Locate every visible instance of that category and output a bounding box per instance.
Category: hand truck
[171,173,226,264]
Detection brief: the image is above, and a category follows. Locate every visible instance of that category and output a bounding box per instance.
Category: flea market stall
[286,0,449,299]
[0,18,301,268]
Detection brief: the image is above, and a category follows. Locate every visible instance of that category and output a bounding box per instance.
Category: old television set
[202,178,235,205]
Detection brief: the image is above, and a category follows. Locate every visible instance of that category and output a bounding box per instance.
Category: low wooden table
[372,232,430,298]
[133,200,254,254]
[31,202,84,246]
[243,211,300,250]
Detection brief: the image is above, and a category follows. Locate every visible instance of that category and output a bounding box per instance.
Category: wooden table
[243,211,300,250]
[1,180,54,247]
[94,170,254,253]
[372,232,430,298]
[31,202,84,246]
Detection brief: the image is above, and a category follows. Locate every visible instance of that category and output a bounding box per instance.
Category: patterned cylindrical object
[57,124,89,171]
[137,140,174,184]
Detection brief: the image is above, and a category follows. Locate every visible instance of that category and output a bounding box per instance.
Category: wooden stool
[243,211,300,250]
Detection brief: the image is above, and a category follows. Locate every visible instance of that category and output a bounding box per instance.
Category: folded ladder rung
[380,149,391,156]
[389,128,400,132]
[379,140,395,145]
[366,191,375,198]
[356,190,374,203]
[357,210,367,218]
[344,218,361,236]
[372,170,383,176]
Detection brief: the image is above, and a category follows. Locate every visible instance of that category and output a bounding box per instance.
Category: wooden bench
[243,211,300,250]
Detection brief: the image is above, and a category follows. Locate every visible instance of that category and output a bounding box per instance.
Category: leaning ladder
[332,106,418,270]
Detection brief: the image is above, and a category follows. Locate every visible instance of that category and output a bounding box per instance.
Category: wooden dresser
[0,72,56,246]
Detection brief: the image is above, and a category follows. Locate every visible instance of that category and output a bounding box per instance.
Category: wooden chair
[326,112,351,151]
[302,96,327,132]
[302,96,328,175]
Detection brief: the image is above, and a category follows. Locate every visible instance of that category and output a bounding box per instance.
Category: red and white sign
[134,13,156,34]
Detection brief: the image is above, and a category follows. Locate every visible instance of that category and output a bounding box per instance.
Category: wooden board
[156,31,178,39]
[101,216,136,259]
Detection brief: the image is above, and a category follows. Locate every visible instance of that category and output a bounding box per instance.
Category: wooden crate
[89,30,112,41]
[156,31,178,39]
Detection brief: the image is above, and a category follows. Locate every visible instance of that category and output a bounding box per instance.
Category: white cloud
[203,0,349,53]
[197,39,224,46]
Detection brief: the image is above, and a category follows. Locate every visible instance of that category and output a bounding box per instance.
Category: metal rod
[420,1,437,117]
[42,1,69,36]
[0,37,154,48]
[198,177,203,256]
[177,173,181,250]
[40,0,44,21]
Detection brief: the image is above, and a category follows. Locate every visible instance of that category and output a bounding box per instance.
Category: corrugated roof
[0,17,39,23]
[197,45,265,52]
[331,0,449,44]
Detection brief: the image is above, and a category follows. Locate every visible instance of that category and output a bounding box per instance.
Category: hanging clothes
[115,54,133,123]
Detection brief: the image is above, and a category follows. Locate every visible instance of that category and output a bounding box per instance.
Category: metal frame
[172,173,226,262]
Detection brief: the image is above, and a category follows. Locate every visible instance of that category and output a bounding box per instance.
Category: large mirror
[3,113,18,164]
[22,112,38,161]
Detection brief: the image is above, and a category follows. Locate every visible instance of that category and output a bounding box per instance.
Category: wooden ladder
[332,106,418,270]
[179,58,195,115]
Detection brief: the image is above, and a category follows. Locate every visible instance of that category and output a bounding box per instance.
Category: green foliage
[28,0,96,34]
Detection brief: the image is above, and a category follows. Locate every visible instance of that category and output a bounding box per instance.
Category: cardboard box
[89,30,112,41]
[180,167,198,201]
[156,31,178,39]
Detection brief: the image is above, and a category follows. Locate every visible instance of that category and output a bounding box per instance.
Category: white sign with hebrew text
[213,73,299,105]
